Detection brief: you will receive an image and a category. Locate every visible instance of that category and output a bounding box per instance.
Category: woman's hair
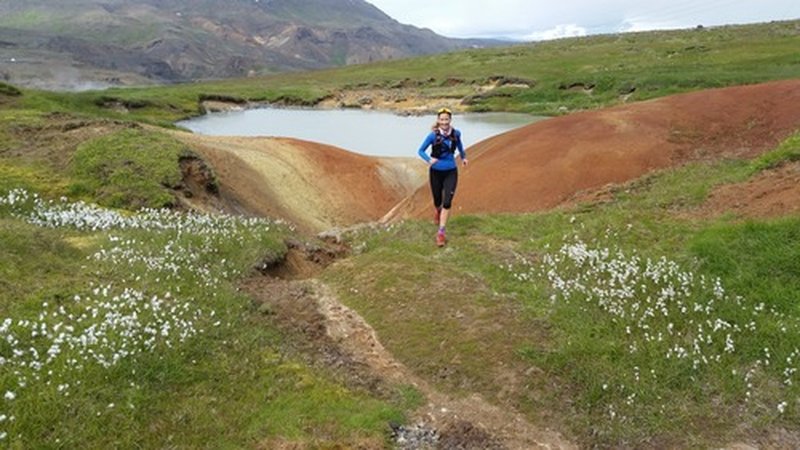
[432,107,452,130]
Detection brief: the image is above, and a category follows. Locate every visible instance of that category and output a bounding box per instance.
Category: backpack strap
[434,128,458,142]
[449,129,459,152]
[432,129,459,156]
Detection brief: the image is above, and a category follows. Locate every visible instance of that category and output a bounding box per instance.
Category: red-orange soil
[386,79,800,221]
[171,132,426,232]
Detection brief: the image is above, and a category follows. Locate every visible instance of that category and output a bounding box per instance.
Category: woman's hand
[429,158,439,166]
[462,158,469,167]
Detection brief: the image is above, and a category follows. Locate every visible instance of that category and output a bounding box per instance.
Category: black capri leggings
[430,168,458,209]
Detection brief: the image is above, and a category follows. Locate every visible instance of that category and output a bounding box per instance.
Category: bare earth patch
[318,87,465,115]
[316,78,520,115]
[171,131,426,232]
[692,161,800,219]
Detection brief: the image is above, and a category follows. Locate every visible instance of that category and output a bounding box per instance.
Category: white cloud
[368,0,800,40]
[523,24,588,41]
[618,19,686,33]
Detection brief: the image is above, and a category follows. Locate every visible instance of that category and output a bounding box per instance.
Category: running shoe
[436,231,446,247]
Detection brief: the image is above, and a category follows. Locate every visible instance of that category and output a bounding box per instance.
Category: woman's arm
[456,130,466,160]
[417,132,435,163]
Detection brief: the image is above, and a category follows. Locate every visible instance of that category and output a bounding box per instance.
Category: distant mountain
[0,0,500,89]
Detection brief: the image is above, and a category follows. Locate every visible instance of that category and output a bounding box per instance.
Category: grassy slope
[0,208,418,448]
[322,133,800,448]
[0,105,415,447]
[0,189,415,448]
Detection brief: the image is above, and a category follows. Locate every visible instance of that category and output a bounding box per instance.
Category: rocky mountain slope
[0,0,499,89]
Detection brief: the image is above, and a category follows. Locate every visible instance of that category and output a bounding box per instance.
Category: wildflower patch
[507,231,800,439]
[0,189,283,443]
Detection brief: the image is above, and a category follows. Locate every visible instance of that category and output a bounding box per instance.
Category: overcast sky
[368,0,800,40]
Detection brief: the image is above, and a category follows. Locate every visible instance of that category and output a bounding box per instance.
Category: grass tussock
[0,82,22,97]
[69,129,189,209]
[750,131,800,172]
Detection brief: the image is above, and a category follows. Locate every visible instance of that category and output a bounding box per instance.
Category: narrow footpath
[240,240,575,450]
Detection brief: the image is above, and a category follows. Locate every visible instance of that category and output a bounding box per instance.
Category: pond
[177,108,546,158]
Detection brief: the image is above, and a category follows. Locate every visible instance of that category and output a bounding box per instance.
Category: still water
[177,108,546,158]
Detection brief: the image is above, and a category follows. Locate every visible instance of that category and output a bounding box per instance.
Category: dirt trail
[314,279,573,449]
[185,82,800,448]
[242,245,574,450]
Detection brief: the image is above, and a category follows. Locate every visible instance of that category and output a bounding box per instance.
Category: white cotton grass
[506,227,800,422]
[0,188,283,441]
[0,188,282,232]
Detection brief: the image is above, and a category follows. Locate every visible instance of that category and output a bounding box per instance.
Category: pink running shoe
[436,230,446,247]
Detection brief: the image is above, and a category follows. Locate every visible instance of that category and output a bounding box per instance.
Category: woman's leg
[439,169,458,228]
[439,208,450,228]
[429,168,444,210]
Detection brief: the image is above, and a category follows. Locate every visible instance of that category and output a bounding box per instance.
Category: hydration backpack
[431,129,459,158]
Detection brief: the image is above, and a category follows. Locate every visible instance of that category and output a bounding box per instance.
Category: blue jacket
[417,129,466,171]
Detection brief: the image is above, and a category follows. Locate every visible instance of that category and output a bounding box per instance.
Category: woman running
[417,107,468,247]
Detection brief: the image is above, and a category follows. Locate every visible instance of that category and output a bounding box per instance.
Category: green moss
[0,162,70,196]
[750,131,800,172]
[0,82,22,97]
[69,128,188,209]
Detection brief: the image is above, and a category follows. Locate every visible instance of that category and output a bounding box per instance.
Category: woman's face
[437,113,452,128]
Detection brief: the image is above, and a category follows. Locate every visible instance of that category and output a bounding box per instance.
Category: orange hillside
[173,133,425,232]
[389,79,800,220]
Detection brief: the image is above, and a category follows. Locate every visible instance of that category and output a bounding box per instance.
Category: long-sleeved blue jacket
[417,129,466,171]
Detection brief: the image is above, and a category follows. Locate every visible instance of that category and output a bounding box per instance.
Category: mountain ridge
[0,0,501,89]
